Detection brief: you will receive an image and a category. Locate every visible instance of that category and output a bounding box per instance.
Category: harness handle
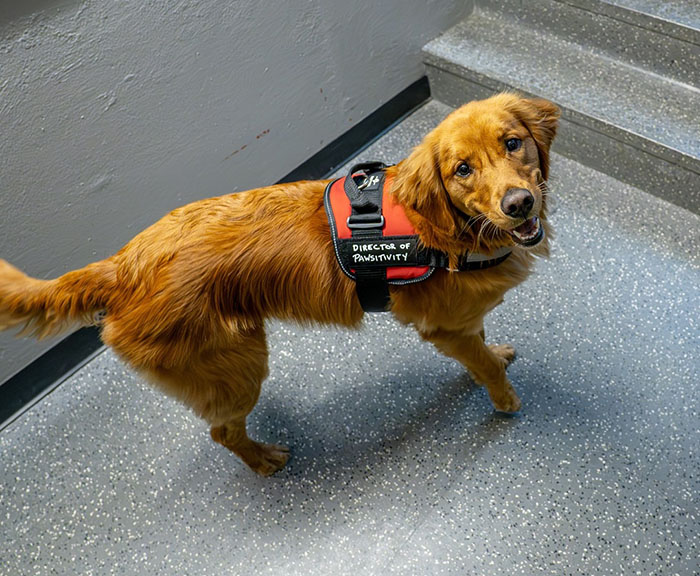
[343,162,387,213]
[342,162,390,311]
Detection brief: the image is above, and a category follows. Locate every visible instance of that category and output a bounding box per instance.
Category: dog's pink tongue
[514,217,537,235]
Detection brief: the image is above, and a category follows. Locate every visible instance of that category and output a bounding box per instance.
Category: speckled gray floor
[1,100,698,576]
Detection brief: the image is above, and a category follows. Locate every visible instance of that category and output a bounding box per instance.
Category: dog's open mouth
[508,217,544,246]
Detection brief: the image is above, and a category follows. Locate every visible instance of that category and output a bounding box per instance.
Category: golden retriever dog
[0,93,559,475]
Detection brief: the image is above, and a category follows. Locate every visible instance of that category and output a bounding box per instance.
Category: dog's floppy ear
[394,134,457,238]
[506,97,560,181]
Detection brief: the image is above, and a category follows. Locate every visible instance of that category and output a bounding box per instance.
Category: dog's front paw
[249,442,290,476]
[489,343,516,367]
[487,381,522,414]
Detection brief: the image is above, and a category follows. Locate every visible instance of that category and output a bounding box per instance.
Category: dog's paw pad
[489,343,516,366]
[489,384,522,414]
[493,395,522,414]
[250,443,290,476]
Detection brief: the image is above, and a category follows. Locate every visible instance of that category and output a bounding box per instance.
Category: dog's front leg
[420,328,521,413]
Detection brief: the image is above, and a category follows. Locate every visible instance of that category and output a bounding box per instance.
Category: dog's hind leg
[420,328,521,414]
[142,325,289,476]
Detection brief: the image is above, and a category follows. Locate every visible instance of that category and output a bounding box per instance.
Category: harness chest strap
[324,163,513,312]
[343,163,391,312]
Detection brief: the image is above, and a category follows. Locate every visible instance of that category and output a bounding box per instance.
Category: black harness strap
[344,161,387,214]
[430,250,512,271]
[345,163,390,312]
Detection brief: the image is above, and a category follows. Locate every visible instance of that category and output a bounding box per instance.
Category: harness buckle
[346,214,385,230]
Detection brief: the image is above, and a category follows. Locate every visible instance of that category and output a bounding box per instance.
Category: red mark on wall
[224,129,270,161]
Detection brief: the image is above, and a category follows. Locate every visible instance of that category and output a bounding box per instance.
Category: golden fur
[0,94,559,475]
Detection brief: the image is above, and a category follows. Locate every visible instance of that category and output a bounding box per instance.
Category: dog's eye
[506,138,522,152]
[456,163,472,177]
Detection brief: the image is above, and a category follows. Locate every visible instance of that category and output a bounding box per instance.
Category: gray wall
[0,0,472,384]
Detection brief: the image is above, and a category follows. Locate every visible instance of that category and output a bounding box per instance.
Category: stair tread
[424,10,700,167]
[602,0,700,34]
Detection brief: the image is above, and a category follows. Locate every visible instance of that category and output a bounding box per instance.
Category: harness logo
[364,175,381,189]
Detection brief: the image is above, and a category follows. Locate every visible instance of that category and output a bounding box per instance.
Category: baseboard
[0,76,432,430]
[0,327,104,428]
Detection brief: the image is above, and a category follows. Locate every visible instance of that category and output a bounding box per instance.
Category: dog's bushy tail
[0,258,116,339]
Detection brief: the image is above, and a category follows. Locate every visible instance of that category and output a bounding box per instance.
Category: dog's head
[395,93,560,254]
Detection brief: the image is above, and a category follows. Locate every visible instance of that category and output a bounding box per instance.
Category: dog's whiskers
[474,212,501,250]
[459,212,488,243]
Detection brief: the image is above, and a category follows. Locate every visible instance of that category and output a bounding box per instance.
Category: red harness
[325,172,433,284]
[324,163,512,311]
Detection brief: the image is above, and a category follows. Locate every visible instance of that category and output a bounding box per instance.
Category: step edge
[462,1,700,87]
[425,8,700,90]
[422,53,700,170]
[425,68,700,212]
[555,0,700,44]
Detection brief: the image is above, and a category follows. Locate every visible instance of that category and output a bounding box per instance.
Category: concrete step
[477,0,699,86]
[423,6,700,213]
[590,0,700,42]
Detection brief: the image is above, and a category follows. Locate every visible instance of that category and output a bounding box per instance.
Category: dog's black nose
[501,188,534,219]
